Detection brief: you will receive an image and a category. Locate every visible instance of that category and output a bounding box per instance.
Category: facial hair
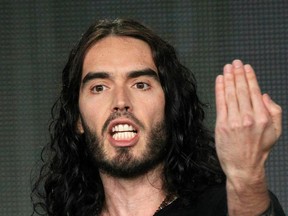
[81,112,167,179]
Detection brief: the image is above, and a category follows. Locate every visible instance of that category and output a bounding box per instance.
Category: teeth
[112,131,137,140]
[119,124,124,131]
[112,124,136,132]
[111,124,137,141]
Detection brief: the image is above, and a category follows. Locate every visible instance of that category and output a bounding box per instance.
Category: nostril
[113,106,130,112]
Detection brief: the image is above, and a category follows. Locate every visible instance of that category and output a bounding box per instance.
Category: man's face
[78,36,166,178]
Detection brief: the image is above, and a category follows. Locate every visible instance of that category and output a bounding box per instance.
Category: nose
[112,86,132,112]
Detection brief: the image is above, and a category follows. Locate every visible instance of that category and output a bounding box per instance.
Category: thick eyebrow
[82,72,110,86]
[127,68,159,81]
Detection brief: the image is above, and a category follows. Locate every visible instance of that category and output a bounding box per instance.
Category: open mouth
[111,124,138,141]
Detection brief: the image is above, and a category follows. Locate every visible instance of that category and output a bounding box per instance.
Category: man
[32,19,285,215]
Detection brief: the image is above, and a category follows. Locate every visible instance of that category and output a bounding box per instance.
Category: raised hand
[215,59,282,215]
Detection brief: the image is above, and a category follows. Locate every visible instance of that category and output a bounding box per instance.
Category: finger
[224,64,239,117]
[233,60,252,113]
[215,74,227,121]
[244,64,266,113]
[262,94,282,138]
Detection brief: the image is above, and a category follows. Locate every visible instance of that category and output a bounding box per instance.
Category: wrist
[225,165,267,190]
[226,200,274,216]
[226,176,270,215]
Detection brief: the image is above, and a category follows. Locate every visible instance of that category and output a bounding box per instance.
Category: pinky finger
[215,75,227,121]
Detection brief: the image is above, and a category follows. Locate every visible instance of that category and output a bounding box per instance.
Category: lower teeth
[113,132,136,140]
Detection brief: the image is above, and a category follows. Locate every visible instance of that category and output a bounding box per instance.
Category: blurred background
[0,0,287,215]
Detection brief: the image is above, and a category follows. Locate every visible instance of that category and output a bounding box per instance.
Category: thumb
[262,93,282,139]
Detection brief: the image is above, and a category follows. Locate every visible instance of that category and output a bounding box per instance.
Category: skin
[78,36,166,216]
[78,35,282,215]
[215,60,282,215]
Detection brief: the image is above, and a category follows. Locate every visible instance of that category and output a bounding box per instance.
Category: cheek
[154,91,165,114]
[79,98,109,132]
[143,94,165,122]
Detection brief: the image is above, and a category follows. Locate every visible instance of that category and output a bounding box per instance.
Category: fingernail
[233,59,243,68]
[224,64,232,73]
[216,75,224,83]
[244,64,252,72]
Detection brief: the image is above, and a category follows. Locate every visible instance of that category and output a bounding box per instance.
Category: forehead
[82,36,157,76]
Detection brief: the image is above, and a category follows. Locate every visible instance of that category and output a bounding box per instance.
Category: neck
[99,164,167,216]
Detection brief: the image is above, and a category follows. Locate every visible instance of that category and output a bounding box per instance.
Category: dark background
[0,1,287,215]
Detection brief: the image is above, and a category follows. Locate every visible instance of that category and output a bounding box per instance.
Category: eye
[133,82,150,90]
[91,85,109,93]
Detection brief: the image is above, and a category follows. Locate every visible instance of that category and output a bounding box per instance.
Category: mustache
[101,111,145,135]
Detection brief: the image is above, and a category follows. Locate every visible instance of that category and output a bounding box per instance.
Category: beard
[81,112,167,179]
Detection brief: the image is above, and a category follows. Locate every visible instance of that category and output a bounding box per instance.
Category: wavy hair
[31,18,225,216]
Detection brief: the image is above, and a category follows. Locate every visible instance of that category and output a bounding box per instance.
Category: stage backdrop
[0,1,287,215]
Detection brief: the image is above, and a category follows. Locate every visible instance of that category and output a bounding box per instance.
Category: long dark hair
[31,18,225,216]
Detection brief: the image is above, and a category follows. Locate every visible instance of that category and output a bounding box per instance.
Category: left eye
[133,82,150,90]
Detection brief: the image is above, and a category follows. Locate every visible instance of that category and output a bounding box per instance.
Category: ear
[76,117,84,134]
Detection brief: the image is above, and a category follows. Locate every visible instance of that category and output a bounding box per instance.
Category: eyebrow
[82,72,110,85]
[81,68,159,86]
[127,68,159,80]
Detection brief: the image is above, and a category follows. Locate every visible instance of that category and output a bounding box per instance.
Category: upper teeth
[112,124,135,132]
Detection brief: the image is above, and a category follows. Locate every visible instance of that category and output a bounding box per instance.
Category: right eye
[132,82,151,91]
[91,85,109,93]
